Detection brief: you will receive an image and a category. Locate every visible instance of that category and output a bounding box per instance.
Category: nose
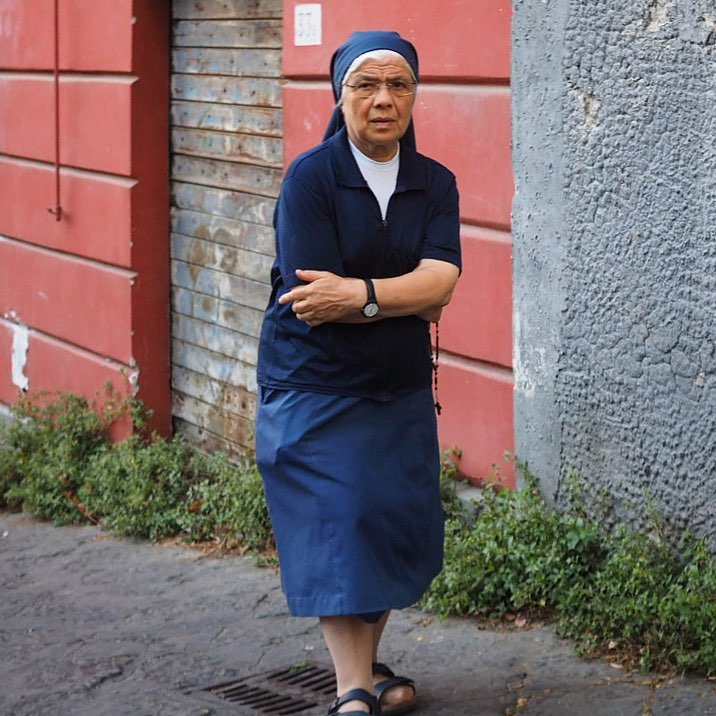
[372,84,393,105]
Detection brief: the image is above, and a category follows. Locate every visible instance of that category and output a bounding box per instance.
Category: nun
[256,30,461,716]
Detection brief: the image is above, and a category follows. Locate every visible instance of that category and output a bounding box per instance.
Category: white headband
[338,49,416,103]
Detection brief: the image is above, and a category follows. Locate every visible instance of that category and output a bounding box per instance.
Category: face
[340,57,416,161]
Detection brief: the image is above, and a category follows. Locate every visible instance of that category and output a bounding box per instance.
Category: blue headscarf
[323,30,419,147]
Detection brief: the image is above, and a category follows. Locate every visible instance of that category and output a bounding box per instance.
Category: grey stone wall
[512,0,716,542]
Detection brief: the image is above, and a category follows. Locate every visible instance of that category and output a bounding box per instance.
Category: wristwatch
[361,278,380,318]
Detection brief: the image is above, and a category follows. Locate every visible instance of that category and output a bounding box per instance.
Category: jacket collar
[330,126,426,193]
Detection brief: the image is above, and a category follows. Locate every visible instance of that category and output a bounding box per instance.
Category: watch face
[362,302,379,318]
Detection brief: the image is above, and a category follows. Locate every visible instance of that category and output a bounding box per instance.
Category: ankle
[329,687,378,715]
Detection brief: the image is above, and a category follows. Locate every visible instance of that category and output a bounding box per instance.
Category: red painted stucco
[0,158,134,267]
[437,357,515,482]
[442,226,513,369]
[0,0,170,436]
[283,0,511,81]
[0,0,134,71]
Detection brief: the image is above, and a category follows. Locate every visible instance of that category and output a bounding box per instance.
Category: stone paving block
[651,679,716,715]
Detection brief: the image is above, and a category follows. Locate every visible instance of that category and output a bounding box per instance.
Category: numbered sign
[294,4,322,46]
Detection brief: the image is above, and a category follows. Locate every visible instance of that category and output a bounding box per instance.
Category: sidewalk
[1,511,714,716]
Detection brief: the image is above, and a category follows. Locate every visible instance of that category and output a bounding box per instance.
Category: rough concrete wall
[512,1,570,495]
[513,0,716,543]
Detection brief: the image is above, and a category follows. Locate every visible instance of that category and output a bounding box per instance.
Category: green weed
[186,451,274,552]
[2,393,715,675]
[426,460,716,675]
[423,472,603,618]
[1,391,116,523]
[558,528,716,674]
[0,390,272,552]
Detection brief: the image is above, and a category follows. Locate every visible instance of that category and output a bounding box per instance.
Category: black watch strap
[361,278,380,318]
[363,278,377,304]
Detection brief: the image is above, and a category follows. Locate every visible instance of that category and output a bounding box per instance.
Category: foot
[328,687,379,715]
[336,702,370,714]
[373,662,417,715]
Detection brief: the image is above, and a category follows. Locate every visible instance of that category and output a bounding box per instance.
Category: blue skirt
[255,387,444,617]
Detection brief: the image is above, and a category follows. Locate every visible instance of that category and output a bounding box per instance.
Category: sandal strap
[374,674,415,701]
[372,662,416,712]
[328,687,380,715]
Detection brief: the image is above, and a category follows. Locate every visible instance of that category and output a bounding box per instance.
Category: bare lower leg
[371,610,391,661]
[370,611,416,711]
[320,615,375,713]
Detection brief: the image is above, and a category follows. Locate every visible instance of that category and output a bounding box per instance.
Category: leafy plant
[558,528,716,674]
[0,417,16,503]
[78,435,196,540]
[0,389,272,552]
[425,459,716,675]
[1,391,116,523]
[186,451,274,552]
[438,447,468,521]
[423,472,603,618]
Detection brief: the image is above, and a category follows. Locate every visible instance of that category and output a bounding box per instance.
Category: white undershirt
[349,140,400,220]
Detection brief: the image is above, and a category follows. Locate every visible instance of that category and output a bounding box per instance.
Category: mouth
[370,117,396,127]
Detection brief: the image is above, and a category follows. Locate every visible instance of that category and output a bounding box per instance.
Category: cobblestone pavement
[1,511,714,716]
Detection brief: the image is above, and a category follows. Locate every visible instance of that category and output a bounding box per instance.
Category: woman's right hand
[279,270,365,327]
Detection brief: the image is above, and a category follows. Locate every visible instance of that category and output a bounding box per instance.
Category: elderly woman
[256,31,461,716]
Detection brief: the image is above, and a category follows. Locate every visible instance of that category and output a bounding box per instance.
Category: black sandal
[328,687,381,715]
[372,662,417,715]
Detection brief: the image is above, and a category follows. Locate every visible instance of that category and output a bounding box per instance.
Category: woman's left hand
[278,270,364,327]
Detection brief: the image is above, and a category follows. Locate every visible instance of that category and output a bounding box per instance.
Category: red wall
[0,0,170,435]
[282,1,515,484]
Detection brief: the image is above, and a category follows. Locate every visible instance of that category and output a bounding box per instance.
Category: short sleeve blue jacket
[257,126,461,401]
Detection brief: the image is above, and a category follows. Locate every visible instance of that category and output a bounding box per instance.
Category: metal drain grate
[193,662,337,715]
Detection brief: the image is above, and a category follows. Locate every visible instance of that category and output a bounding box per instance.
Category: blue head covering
[323,30,419,147]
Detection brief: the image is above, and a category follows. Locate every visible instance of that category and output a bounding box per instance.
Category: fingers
[282,293,317,323]
[277,289,295,306]
[293,304,324,327]
[278,284,309,306]
[294,269,330,282]
[276,270,351,326]
[277,270,334,305]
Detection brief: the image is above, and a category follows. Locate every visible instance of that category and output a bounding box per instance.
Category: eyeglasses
[343,79,416,99]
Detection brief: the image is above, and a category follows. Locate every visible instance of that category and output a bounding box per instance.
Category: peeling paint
[573,86,601,129]
[11,323,29,392]
[646,0,671,32]
[701,13,716,45]
[512,310,535,399]
[127,367,140,396]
